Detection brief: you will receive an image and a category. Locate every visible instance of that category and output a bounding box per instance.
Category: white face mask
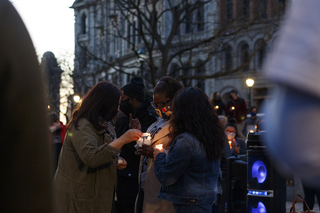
[226,132,235,141]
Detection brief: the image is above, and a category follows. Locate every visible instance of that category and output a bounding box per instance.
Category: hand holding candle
[117,157,127,170]
[153,144,165,159]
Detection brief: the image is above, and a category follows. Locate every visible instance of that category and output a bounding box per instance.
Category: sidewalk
[286,201,320,212]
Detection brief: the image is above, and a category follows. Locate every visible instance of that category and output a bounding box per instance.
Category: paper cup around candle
[155,144,163,150]
[118,159,124,164]
[143,133,150,137]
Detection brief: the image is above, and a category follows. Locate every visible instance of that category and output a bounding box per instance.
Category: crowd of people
[6,0,320,212]
[45,76,262,213]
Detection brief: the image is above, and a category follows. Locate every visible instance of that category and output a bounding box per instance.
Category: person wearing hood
[114,77,157,213]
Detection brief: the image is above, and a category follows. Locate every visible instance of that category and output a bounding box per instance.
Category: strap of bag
[289,194,312,213]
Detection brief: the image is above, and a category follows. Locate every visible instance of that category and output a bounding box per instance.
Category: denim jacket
[154,132,220,205]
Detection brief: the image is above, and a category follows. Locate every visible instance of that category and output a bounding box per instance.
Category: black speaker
[246,132,286,213]
[227,155,247,213]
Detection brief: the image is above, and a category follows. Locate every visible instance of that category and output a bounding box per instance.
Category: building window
[255,39,267,70]
[224,43,233,71]
[81,13,87,34]
[239,42,250,71]
[259,0,268,20]
[242,0,250,21]
[226,0,233,21]
[278,0,286,16]
[185,4,192,34]
[173,6,180,35]
[196,4,204,31]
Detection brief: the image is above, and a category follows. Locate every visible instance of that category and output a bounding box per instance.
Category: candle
[231,106,235,110]
[228,141,232,149]
[215,105,219,109]
[155,144,163,150]
[143,133,150,137]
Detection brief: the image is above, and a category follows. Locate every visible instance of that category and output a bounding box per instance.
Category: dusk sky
[11,0,75,60]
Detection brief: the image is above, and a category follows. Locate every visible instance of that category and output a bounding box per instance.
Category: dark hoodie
[114,96,157,204]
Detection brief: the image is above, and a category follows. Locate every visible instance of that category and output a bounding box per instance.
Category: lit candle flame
[215,105,219,109]
[155,144,163,150]
[231,106,235,110]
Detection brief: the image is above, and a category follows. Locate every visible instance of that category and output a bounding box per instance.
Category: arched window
[224,43,233,71]
[239,42,250,71]
[195,61,205,91]
[254,39,267,70]
[81,13,87,34]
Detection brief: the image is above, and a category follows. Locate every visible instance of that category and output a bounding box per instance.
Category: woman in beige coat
[53,81,142,213]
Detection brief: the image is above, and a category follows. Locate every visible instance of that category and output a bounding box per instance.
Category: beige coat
[137,119,175,213]
[53,118,120,213]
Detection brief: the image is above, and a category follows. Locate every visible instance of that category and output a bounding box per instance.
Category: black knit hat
[122,77,145,102]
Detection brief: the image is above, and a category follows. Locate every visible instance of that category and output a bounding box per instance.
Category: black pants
[302,182,320,210]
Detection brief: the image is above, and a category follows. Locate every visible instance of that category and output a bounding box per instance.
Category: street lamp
[246,78,254,109]
[138,48,146,77]
[73,95,81,103]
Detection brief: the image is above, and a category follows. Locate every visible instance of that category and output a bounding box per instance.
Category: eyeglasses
[151,99,172,109]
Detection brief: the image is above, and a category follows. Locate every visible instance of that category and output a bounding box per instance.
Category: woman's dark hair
[153,76,183,99]
[169,87,225,160]
[66,81,121,131]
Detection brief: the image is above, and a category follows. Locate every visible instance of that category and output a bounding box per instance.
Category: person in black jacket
[114,77,157,213]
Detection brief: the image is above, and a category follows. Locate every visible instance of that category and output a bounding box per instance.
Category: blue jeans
[173,203,212,213]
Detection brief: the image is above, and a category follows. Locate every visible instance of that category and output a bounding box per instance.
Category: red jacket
[225,97,248,123]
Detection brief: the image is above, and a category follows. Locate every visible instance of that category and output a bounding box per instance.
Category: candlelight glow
[155,144,163,150]
[215,105,219,109]
[231,106,235,110]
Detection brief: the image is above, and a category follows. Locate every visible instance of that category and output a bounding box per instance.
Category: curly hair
[169,87,225,160]
[66,81,121,131]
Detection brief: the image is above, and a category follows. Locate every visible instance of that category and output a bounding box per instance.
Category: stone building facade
[70,0,288,111]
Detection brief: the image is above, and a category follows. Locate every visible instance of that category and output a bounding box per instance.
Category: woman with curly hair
[153,87,225,212]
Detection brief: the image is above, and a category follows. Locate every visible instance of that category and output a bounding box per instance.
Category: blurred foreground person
[0,1,53,212]
[53,81,142,213]
[263,0,320,186]
[153,87,225,212]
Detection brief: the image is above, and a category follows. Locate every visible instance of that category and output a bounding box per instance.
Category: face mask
[155,106,171,120]
[120,99,133,117]
[226,132,235,141]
